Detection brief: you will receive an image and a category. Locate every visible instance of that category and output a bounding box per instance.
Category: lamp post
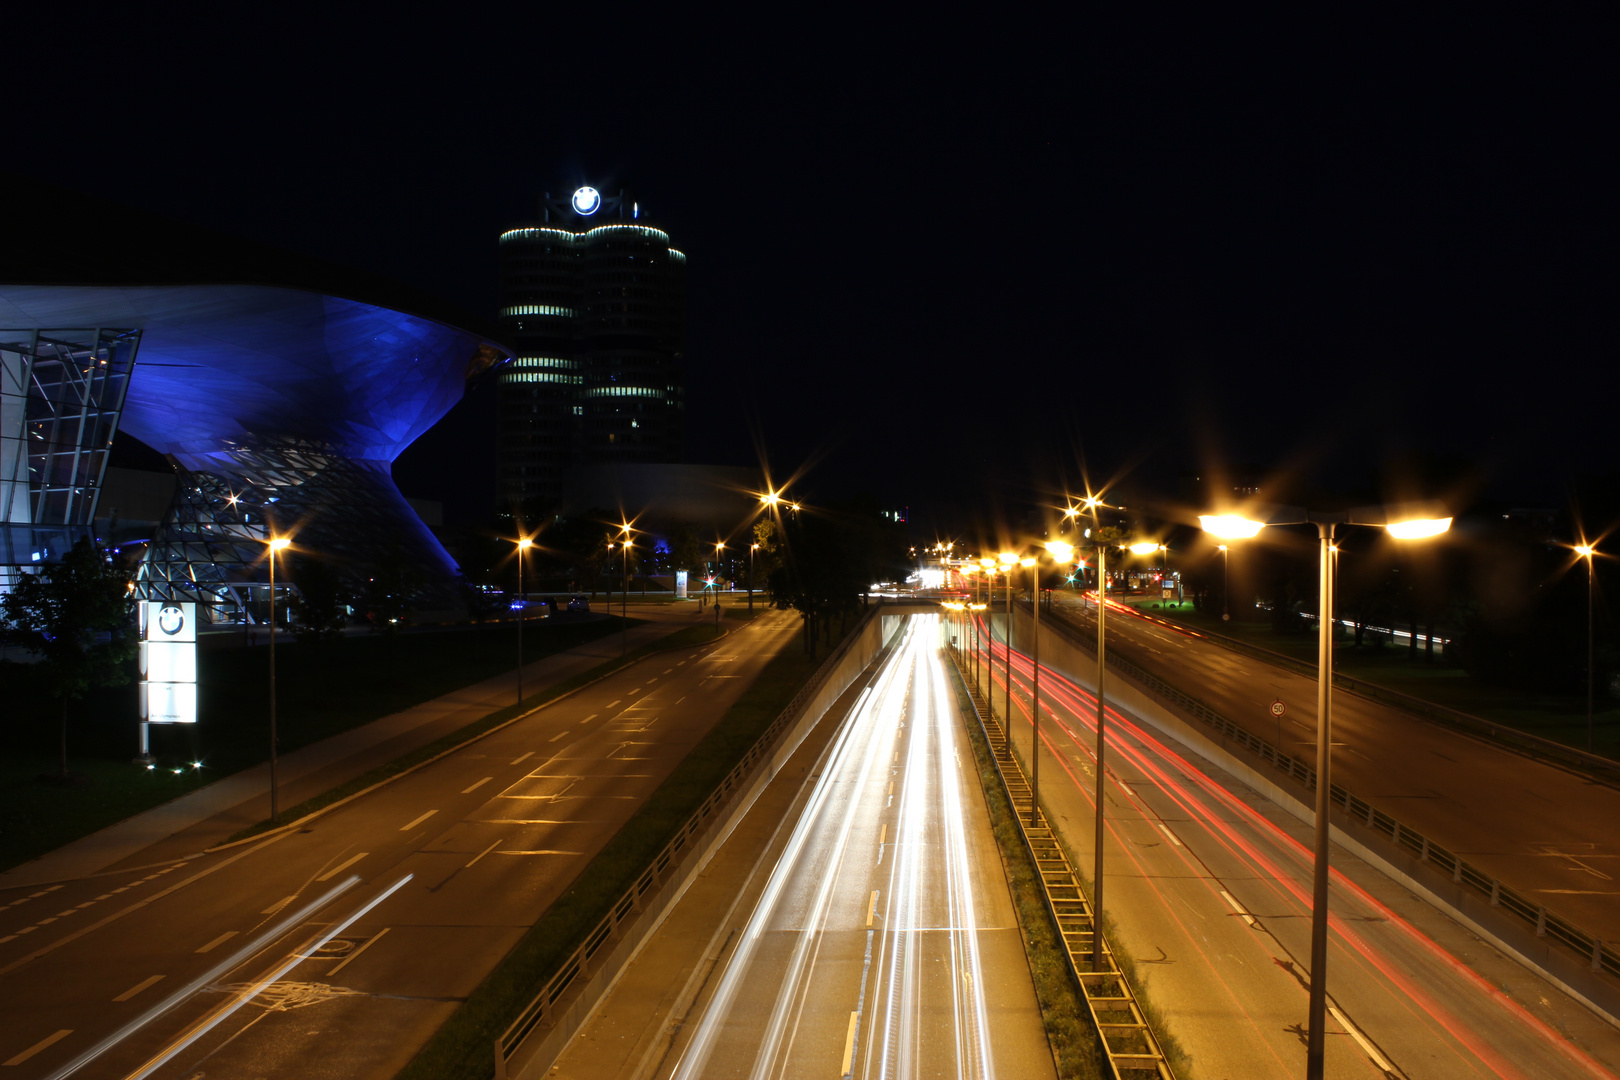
[1577,543,1598,750]
[749,542,758,612]
[1081,494,1114,969]
[997,551,1018,754]
[1201,507,1451,1080]
[1029,541,1075,828]
[265,536,291,822]
[1219,545,1230,620]
[514,536,532,704]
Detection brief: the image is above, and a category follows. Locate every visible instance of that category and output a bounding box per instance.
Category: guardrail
[1032,602,1620,986]
[493,601,884,1077]
[948,649,1175,1078]
[1052,597,1620,781]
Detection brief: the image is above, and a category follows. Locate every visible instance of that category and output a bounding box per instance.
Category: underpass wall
[1003,602,1620,1029]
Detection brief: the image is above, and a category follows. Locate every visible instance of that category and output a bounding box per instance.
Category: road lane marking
[3,1029,72,1066]
[196,931,238,953]
[865,891,879,927]
[579,714,598,724]
[261,896,294,915]
[1155,822,1183,847]
[511,752,533,765]
[1219,890,1257,927]
[113,975,164,1002]
[839,1011,859,1074]
[887,781,893,796]
[647,677,658,683]
[662,668,673,674]
[1329,1004,1397,1074]
[462,777,493,794]
[878,824,886,847]
[316,852,370,882]
[72,903,92,910]
[548,731,569,742]
[327,926,390,975]
[466,839,502,868]
[676,696,686,704]
[400,810,438,832]
[606,700,621,708]
[37,917,57,925]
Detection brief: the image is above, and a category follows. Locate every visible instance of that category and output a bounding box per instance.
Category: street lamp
[1218,545,1230,620]
[265,535,292,822]
[749,542,759,612]
[998,551,1018,753]
[1079,493,1115,969]
[1028,540,1075,828]
[1576,543,1598,751]
[1201,506,1451,1080]
[513,536,533,704]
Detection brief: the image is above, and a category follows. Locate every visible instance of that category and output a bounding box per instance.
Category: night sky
[10,12,1616,534]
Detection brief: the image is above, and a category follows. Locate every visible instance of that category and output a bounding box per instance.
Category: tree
[0,539,137,778]
[288,555,350,645]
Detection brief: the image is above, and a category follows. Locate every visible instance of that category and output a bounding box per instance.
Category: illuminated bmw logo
[157,605,185,636]
[572,186,601,215]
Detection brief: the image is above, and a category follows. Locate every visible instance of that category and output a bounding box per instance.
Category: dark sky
[12,11,1616,534]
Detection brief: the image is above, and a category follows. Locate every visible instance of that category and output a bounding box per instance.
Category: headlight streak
[39,875,364,1080]
[671,621,916,1080]
[979,625,1613,1078]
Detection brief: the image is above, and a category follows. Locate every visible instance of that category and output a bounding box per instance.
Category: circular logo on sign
[158,605,185,636]
[1270,699,1286,717]
[571,186,601,215]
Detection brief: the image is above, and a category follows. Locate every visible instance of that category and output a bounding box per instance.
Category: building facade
[497,186,686,509]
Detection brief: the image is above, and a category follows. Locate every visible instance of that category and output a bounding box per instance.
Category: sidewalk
[0,609,693,891]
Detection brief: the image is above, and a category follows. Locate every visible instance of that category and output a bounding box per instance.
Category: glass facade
[0,328,139,588]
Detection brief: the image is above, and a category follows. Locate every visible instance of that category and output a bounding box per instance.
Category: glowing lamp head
[979,557,995,569]
[1044,540,1075,563]
[571,186,601,215]
[998,551,1018,566]
[1199,514,1266,539]
[516,537,534,550]
[1128,542,1160,555]
[1385,517,1452,540]
[1019,557,1036,568]
[1576,544,1596,558]
[268,537,292,552]
[761,491,780,506]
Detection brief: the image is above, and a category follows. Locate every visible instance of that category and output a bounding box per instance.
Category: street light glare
[268,537,291,551]
[1019,556,1036,568]
[1199,514,1266,539]
[1576,544,1596,558]
[1128,541,1160,555]
[1044,540,1075,562]
[761,491,780,506]
[998,551,1018,565]
[1385,517,1452,540]
[516,537,534,549]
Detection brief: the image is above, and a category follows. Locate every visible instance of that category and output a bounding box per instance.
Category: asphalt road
[0,609,800,1080]
[1042,597,1620,947]
[654,614,1056,1080]
[968,617,1620,1079]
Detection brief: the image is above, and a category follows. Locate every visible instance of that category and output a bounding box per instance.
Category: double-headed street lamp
[263,535,292,822]
[1201,506,1451,1080]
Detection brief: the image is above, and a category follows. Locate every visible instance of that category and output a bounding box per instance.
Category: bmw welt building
[0,175,510,621]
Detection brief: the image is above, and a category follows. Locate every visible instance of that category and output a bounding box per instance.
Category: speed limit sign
[1270,699,1286,717]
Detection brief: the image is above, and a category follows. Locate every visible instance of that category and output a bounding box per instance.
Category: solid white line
[465,839,502,868]
[510,752,533,765]
[315,852,369,882]
[400,810,438,832]
[461,777,492,794]
[195,931,238,953]
[112,976,164,1002]
[327,926,390,975]
[4,1029,72,1067]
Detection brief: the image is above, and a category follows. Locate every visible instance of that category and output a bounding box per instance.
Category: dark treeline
[768,496,912,657]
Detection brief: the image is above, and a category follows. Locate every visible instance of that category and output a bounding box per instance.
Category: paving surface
[0,606,798,1080]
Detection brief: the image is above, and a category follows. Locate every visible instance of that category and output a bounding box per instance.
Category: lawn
[0,617,634,872]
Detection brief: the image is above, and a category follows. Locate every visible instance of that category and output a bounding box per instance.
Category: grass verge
[398,623,827,1080]
[222,622,728,845]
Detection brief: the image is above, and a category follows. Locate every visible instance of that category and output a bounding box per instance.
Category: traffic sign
[1270,699,1286,718]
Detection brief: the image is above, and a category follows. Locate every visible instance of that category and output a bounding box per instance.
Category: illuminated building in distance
[497,186,686,509]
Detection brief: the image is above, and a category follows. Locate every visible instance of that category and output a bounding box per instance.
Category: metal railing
[948,650,1175,1078]
[1034,602,1620,985]
[494,602,883,1076]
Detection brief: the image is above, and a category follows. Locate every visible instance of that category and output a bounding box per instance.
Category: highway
[0,609,800,1080]
[658,614,1054,1080]
[970,611,1620,1078]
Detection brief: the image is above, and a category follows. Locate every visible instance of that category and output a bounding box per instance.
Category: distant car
[567,595,590,612]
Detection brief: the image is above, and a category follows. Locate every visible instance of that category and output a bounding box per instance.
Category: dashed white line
[400,810,438,832]
[1219,890,1258,927]
[1155,822,1184,847]
[197,930,239,953]
[1329,1004,1397,1073]
[113,974,164,1002]
[462,777,493,794]
[510,752,533,765]
[328,926,391,975]
[606,700,622,708]
[3,1028,72,1066]
[261,896,294,915]
[579,714,598,724]
[548,731,569,743]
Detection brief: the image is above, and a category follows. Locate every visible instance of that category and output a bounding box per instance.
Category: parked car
[567,595,590,612]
